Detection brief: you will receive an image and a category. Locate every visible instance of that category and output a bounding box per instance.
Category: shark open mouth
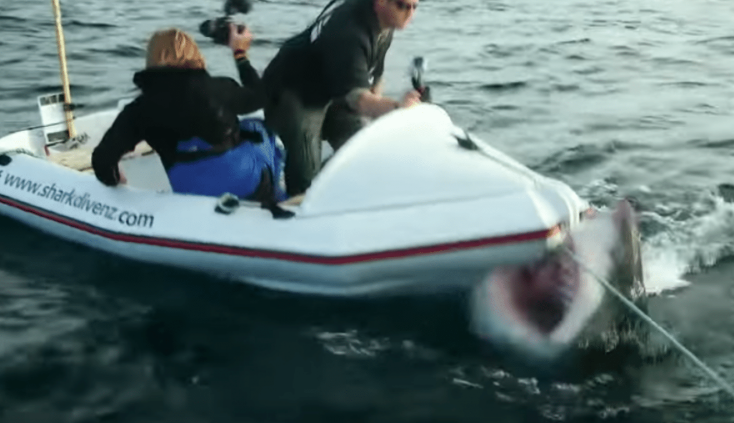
[471,201,643,359]
[509,239,581,336]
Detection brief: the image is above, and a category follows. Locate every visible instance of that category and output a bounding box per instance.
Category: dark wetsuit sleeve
[371,32,392,87]
[321,33,372,100]
[91,99,145,186]
[236,57,261,90]
[214,58,266,114]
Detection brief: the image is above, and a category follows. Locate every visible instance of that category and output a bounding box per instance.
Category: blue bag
[166,117,287,201]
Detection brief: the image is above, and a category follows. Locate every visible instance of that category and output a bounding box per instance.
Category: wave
[574,180,734,295]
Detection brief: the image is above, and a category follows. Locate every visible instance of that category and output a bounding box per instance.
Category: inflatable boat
[0,95,590,296]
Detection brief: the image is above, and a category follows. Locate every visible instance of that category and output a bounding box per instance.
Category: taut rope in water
[562,247,734,401]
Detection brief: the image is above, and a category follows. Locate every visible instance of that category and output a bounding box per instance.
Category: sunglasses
[391,0,418,11]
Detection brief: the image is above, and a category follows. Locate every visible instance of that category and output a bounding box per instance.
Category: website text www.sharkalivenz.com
[0,169,154,228]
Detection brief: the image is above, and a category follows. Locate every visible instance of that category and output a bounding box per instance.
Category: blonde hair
[145,28,206,69]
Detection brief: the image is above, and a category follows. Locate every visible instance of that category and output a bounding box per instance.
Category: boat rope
[17,112,86,133]
[452,130,542,186]
[562,246,734,400]
[0,149,40,159]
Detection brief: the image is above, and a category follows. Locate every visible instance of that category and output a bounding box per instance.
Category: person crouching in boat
[261,0,424,198]
[91,27,287,202]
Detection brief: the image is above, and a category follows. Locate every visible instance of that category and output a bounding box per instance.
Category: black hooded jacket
[262,0,393,109]
[91,58,264,186]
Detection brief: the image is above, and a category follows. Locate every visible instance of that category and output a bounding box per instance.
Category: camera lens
[199,19,215,38]
[224,0,252,15]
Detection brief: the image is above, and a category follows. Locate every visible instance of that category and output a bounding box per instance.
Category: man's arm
[222,25,265,114]
[322,35,373,100]
[324,38,400,118]
[371,77,384,96]
[346,88,399,118]
[91,100,145,186]
[322,31,415,118]
[225,55,266,114]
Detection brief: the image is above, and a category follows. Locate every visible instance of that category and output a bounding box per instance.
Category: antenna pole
[50,0,76,138]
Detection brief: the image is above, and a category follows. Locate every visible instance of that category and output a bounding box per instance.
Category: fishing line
[17,118,80,133]
[562,246,734,400]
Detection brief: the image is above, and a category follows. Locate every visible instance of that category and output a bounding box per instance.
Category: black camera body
[410,56,432,103]
[199,0,253,45]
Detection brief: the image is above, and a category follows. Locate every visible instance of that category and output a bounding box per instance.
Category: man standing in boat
[262,0,423,197]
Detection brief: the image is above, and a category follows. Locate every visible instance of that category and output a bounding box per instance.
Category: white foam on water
[638,192,734,295]
[575,177,734,295]
[640,245,691,295]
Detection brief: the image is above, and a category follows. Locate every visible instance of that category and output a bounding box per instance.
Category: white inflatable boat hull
[0,102,590,296]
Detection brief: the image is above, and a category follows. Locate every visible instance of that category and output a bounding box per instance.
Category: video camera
[199,0,253,46]
[410,56,432,103]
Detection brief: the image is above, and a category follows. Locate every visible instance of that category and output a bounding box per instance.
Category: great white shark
[469,199,648,362]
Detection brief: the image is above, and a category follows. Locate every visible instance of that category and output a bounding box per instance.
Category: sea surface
[1,0,734,421]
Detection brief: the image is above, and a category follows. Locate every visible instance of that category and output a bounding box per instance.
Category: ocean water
[1,0,734,421]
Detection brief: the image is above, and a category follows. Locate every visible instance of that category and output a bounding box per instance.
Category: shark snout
[469,199,646,360]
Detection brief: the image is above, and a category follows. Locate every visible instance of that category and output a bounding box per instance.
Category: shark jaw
[469,201,638,361]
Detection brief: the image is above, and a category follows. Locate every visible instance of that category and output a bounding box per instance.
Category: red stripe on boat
[0,195,561,265]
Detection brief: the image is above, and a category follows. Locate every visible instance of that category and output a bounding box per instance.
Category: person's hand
[418,85,431,103]
[400,89,422,108]
[228,23,253,56]
[118,166,127,185]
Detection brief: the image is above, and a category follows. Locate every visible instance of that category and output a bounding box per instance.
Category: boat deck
[44,141,306,204]
[47,141,155,172]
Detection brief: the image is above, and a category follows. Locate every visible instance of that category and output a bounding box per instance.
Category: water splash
[641,192,734,294]
[312,330,391,359]
[641,243,692,295]
[575,179,734,295]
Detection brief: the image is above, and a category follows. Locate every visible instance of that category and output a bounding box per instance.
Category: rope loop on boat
[0,149,40,160]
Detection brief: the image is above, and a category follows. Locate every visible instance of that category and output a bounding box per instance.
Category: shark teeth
[556,254,580,308]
